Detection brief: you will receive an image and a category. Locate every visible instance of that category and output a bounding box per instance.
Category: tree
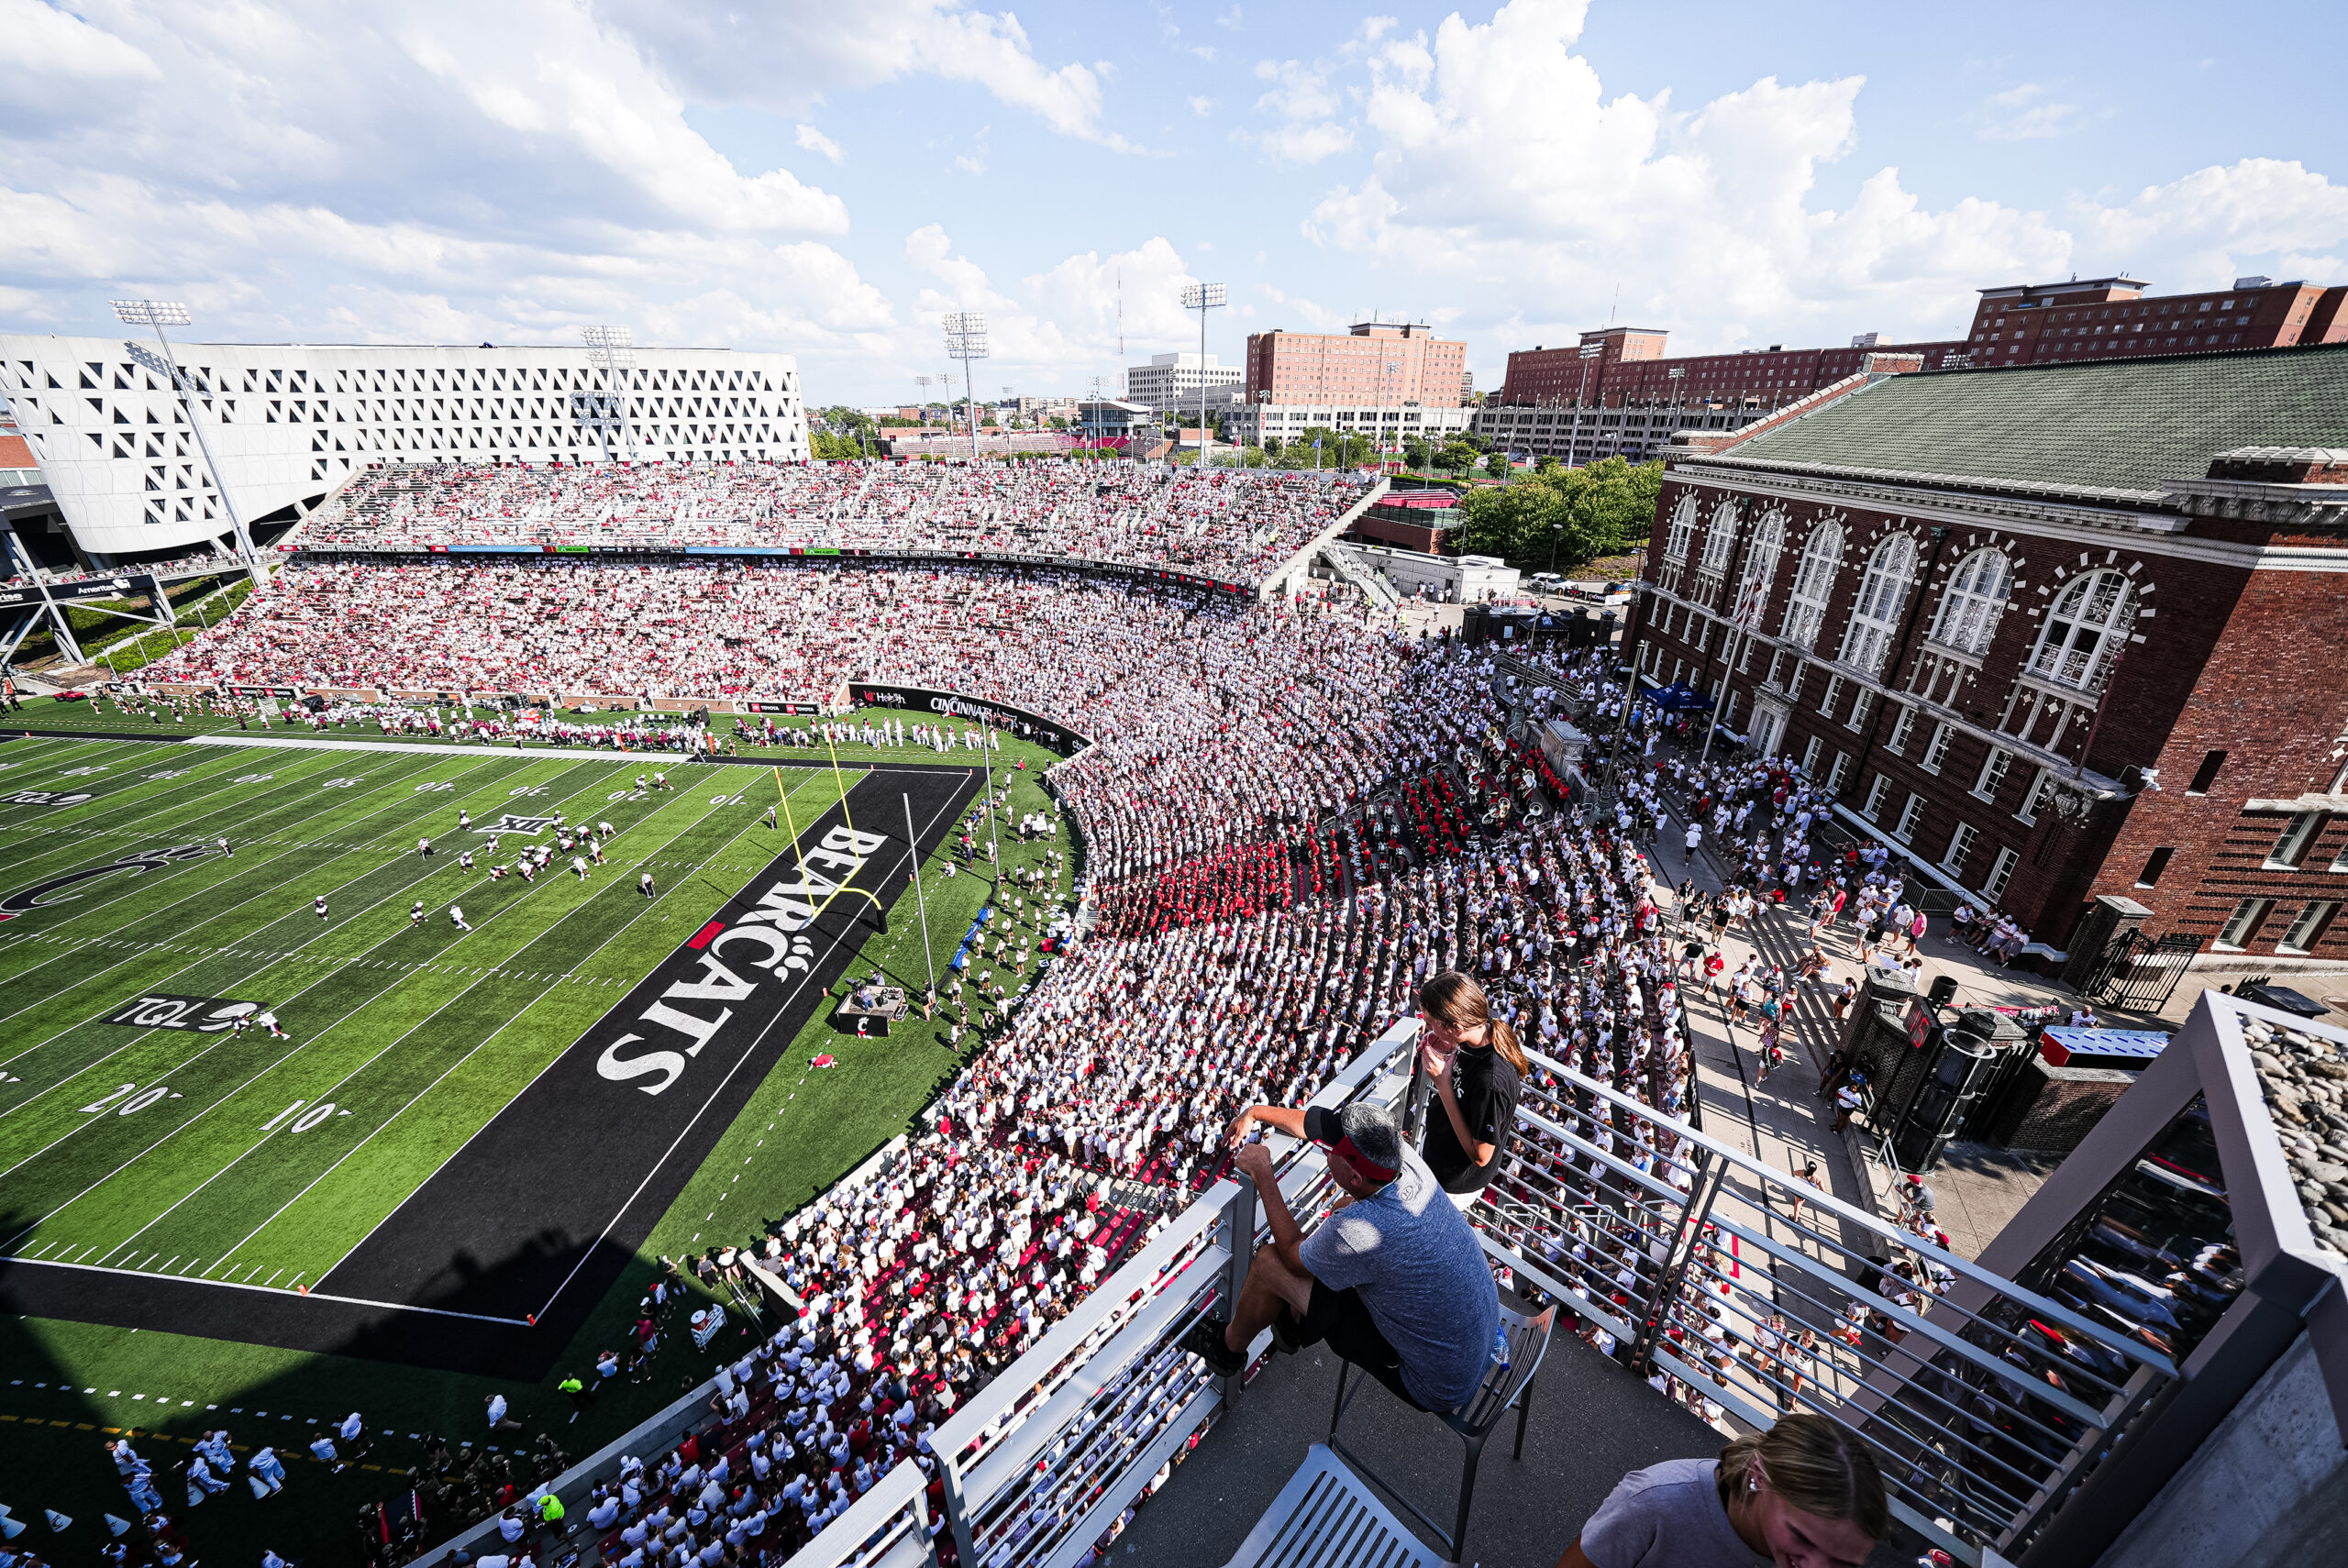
[1452,455,1664,570]
[1401,436,1434,471]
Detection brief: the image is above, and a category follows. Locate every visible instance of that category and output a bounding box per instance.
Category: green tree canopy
[1451,455,1663,570]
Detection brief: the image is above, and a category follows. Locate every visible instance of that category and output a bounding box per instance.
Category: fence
[1469,1046,2175,1563]
[774,1011,2170,1568]
[793,1016,1423,1568]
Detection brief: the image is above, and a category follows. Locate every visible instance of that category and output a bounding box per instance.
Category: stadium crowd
[302,460,1373,583]
[101,546,1950,1568]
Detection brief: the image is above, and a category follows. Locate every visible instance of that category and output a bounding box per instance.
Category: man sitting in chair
[1180,1099,1500,1414]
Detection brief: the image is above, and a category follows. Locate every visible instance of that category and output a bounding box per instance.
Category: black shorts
[1290,1279,1427,1411]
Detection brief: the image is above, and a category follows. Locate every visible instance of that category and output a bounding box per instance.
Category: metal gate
[2080,929,2201,1011]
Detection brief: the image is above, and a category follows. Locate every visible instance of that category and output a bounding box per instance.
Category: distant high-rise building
[1244,321,1468,408]
[1124,353,1242,414]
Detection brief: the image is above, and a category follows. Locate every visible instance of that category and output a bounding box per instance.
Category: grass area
[0,724,1071,1568]
[8,574,249,672]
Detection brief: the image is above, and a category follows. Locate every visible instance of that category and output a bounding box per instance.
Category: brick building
[1628,344,2348,976]
[1962,275,2348,369]
[1243,321,1468,409]
[1498,326,1967,410]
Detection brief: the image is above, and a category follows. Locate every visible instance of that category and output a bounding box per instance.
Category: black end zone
[0,763,981,1377]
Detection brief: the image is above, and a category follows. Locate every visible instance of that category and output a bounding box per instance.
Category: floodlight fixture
[1180,282,1228,466]
[112,299,192,328]
[942,315,990,459]
[109,298,262,590]
[578,326,638,462]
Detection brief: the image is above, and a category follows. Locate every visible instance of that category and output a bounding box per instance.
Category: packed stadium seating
[302,459,1376,584]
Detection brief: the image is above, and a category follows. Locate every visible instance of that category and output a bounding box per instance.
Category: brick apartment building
[1627,343,2348,976]
[1962,274,2348,368]
[1499,326,1967,409]
[1244,321,1468,408]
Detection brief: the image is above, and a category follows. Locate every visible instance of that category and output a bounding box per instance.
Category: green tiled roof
[1715,344,2348,498]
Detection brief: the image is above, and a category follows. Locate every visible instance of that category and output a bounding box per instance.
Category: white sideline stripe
[0,1253,530,1323]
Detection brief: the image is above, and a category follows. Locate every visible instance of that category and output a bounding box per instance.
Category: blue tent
[1647,681,1715,712]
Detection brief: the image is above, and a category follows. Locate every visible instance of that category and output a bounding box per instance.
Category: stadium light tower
[110,299,265,591]
[942,314,989,461]
[580,326,637,463]
[1180,282,1226,467]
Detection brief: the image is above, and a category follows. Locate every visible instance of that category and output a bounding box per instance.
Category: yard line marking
[0,753,636,1088]
[309,768,858,1278]
[46,774,705,1258]
[0,750,520,1038]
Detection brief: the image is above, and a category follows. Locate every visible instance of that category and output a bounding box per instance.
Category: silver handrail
[1471,1045,2175,1562]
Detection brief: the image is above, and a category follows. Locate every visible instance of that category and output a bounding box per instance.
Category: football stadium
[6,417,2347,1568]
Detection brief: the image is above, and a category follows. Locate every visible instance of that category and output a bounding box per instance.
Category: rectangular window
[2017,767,2053,824]
[2136,846,2176,888]
[1895,792,1926,843]
[1985,846,2019,900]
[1828,751,1850,792]
[2216,897,2274,951]
[1864,774,1892,820]
[1737,637,1757,675]
[1801,734,1822,777]
[1845,688,1873,733]
[1923,723,1954,775]
[1820,674,1842,719]
[1944,823,1978,876]
[1767,649,1789,690]
[1974,748,2013,802]
[2280,900,2339,954]
[1888,705,1916,756]
[2265,812,2326,870]
[1786,662,1807,704]
[2187,749,2228,795]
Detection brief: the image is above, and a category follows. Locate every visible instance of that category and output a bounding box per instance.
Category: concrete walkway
[1638,792,2081,1258]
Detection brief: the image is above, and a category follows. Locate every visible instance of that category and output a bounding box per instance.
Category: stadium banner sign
[0,570,164,610]
[742,701,824,714]
[847,684,1086,753]
[230,684,299,699]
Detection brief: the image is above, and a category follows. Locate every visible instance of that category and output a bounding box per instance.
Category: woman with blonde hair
[1555,1410,1888,1568]
[1416,970,1528,1206]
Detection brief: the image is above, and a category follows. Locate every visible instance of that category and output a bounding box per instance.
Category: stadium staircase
[1316,539,1401,611]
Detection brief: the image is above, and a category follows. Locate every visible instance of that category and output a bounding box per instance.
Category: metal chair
[1326,1298,1557,1562]
[1220,1444,1444,1568]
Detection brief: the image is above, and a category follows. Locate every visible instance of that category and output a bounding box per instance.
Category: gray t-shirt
[1578,1459,1759,1568]
[1299,1146,1500,1410]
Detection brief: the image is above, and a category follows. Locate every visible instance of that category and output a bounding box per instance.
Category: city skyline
[1,0,2342,408]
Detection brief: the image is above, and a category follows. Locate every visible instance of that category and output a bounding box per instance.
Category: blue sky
[4,0,2343,408]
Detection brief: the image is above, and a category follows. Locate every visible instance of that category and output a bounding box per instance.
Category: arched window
[1779,524,1842,649]
[1931,547,2010,655]
[1733,508,1786,624]
[1663,491,1700,561]
[1838,532,1917,677]
[2030,569,2137,690]
[1699,498,1738,573]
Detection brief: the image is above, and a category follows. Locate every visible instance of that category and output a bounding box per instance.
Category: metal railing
[1469,1049,2175,1563]
[792,1018,1422,1568]
[789,1014,2168,1568]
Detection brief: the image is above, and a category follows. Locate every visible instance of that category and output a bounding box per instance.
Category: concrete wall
[2095,1331,2348,1568]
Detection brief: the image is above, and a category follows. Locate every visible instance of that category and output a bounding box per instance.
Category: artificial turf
[0,718,1074,1568]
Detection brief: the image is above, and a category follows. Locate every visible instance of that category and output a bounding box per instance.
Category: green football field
[0,719,1073,1567]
